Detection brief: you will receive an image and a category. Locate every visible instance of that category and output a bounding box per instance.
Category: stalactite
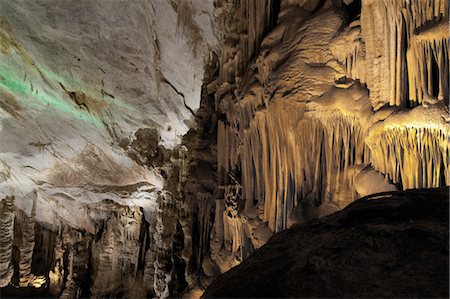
[360,0,448,109]
[330,22,366,83]
[367,126,449,189]
[407,0,448,32]
[407,22,449,105]
[216,0,278,85]
[0,196,14,288]
[240,103,367,232]
[361,0,407,108]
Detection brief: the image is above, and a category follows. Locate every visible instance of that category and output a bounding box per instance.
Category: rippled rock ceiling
[0,0,448,298]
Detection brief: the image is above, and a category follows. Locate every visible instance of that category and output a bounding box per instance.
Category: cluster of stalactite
[407,22,449,105]
[220,102,368,233]
[367,126,450,190]
[215,0,278,84]
[359,0,448,109]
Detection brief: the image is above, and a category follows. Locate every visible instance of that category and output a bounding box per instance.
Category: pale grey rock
[0,0,218,232]
[0,0,218,295]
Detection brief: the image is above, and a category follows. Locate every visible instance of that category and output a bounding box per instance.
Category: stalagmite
[16,192,39,287]
[59,250,80,299]
[153,191,178,299]
[0,196,14,288]
[91,204,144,297]
[49,234,65,295]
[354,167,397,197]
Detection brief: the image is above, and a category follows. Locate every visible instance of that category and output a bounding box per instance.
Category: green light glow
[1,34,137,128]
[39,67,137,112]
[39,66,74,85]
[0,65,102,127]
[39,66,136,112]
